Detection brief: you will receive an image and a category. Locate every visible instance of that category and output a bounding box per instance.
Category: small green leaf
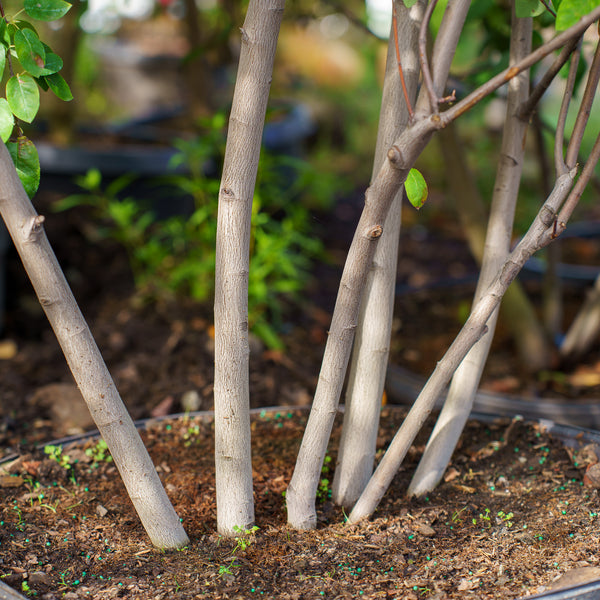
[402,0,419,6]
[7,135,40,198]
[0,99,14,142]
[0,45,5,80]
[38,47,63,76]
[556,0,599,30]
[24,0,72,21]
[36,76,49,91]
[0,19,9,47]
[6,73,40,122]
[8,21,38,38]
[404,168,428,210]
[44,72,72,100]
[14,28,46,77]
[515,0,546,17]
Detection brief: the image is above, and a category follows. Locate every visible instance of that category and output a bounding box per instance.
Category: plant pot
[385,364,600,429]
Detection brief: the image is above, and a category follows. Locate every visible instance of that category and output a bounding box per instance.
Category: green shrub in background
[54,115,333,349]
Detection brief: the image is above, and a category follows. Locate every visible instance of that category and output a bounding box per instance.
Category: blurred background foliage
[3,0,599,346]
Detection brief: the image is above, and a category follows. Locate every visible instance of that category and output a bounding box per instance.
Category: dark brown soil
[2,186,600,598]
[2,409,600,599]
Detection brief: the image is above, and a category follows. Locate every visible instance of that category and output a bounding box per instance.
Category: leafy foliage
[0,0,73,196]
[54,119,329,349]
[556,0,600,30]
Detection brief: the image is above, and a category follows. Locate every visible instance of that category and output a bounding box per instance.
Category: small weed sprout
[317,455,333,502]
[232,525,259,553]
[44,445,72,470]
[218,525,259,578]
[473,508,492,528]
[497,511,514,527]
[85,439,113,466]
[183,424,201,447]
[451,506,468,525]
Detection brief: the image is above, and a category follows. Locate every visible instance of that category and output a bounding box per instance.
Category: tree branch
[439,7,600,126]
[555,43,581,175]
[418,0,439,114]
[349,168,577,523]
[519,35,580,120]
[566,39,600,168]
[557,130,600,229]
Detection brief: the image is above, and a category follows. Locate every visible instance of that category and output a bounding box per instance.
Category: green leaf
[402,0,420,6]
[0,44,5,80]
[44,72,72,100]
[0,19,9,47]
[38,48,63,76]
[24,0,72,21]
[0,99,14,142]
[6,73,40,122]
[8,20,38,38]
[7,135,40,198]
[14,28,46,77]
[36,76,49,91]
[515,0,546,17]
[556,0,599,30]
[404,168,428,210]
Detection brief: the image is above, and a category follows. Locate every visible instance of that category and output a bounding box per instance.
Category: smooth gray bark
[332,0,424,509]
[214,0,285,536]
[286,0,471,531]
[408,9,532,498]
[0,142,189,549]
[349,170,576,523]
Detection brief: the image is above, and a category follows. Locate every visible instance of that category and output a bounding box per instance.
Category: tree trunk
[332,0,424,509]
[408,9,533,498]
[349,169,576,522]
[213,0,285,536]
[0,143,189,549]
[286,0,472,531]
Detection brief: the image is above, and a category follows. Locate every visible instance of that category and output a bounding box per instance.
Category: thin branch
[393,1,414,119]
[519,35,581,120]
[438,6,600,126]
[557,131,600,229]
[419,0,439,114]
[349,168,578,524]
[566,39,600,168]
[555,44,581,175]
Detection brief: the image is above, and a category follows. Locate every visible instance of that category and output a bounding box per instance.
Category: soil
[2,185,600,598]
[2,409,600,599]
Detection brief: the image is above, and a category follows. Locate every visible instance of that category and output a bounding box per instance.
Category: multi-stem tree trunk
[408,9,533,497]
[332,0,424,509]
[350,168,578,522]
[286,0,472,531]
[0,143,189,549]
[213,0,285,536]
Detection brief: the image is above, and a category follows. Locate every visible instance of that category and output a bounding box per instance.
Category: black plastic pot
[386,364,600,429]
[522,578,600,600]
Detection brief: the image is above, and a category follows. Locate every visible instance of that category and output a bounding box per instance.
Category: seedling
[451,506,468,526]
[232,525,259,553]
[317,455,333,502]
[85,439,113,466]
[44,445,72,470]
[473,508,492,528]
[497,511,514,527]
[217,525,259,578]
